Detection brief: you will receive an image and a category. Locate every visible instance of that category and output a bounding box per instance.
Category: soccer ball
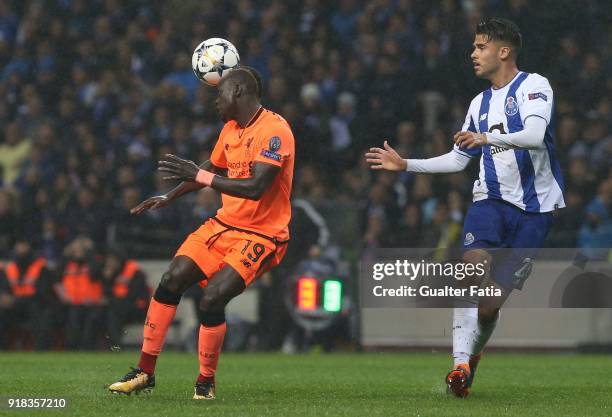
[191,38,240,86]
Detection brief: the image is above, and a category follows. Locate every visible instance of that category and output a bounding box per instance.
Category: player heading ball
[109,66,295,400]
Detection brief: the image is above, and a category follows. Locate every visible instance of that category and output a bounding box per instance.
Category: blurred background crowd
[0,0,611,349]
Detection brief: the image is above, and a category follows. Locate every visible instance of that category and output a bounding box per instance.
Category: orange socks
[138,299,178,374]
[137,291,227,381]
[198,322,227,380]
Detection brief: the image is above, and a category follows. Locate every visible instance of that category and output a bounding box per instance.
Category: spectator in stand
[54,236,105,350]
[102,246,150,348]
[579,179,612,260]
[65,186,109,245]
[0,122,31,186]
[0,0,608,262]
[329,91,364,168]
[185,187,221,232]
[0,239,54,350]
[0,189,19,257]
[545,188,585,248]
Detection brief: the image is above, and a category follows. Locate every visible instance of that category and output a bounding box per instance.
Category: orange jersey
[210,108,294,241]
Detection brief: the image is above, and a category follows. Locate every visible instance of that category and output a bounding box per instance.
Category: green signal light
[323,280,342,312]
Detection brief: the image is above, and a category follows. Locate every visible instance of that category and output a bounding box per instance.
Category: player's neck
[489,66,520,90]
[236,101,263,128]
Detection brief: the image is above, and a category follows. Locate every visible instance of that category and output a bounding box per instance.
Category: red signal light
[297,277,318,310]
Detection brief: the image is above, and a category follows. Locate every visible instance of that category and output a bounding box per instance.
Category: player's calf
[478,305,500,326]
[194,311,227,400]
[193,266,245,400]
[109,257,205,397]
[468,353,482,388]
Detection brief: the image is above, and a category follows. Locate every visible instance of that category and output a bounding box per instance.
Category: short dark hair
[226,65,263,98]
[476,18,522,57]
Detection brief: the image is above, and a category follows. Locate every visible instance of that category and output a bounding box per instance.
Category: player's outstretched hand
[158,154,200,182]
[365,140,407,171]
[130,195,169,214]
[454,131,488,149]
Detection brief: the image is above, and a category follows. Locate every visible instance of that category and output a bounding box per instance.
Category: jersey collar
[491,71,523,91]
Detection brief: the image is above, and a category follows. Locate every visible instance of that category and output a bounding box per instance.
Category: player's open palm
[130,195,169,214]
[365,140,407,171]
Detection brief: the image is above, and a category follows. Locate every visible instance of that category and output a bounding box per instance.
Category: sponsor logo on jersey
[505,96,519,116]
[490,145,510,155]
[227,160,253,177]
[528,92,547,101]
[480,113,488,121]
[464,232,475,246]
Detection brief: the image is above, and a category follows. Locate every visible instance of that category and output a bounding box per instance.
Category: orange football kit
[176,108,294,286]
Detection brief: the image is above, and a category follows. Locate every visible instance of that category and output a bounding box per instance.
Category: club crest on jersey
[244,137,255,158]
[268,136,281,151]
[504,97,519,116]
[464,232,475,246]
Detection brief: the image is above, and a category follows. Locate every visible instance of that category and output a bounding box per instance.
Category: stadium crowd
[0,0,611,348]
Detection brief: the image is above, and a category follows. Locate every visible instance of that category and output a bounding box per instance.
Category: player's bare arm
[365,140,407,171]
[158,153,280,201]
[130,159,226,215]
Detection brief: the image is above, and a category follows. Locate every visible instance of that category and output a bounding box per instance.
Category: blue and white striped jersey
[454,71,565,213]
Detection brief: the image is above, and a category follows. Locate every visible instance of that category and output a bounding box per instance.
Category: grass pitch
[0,351,610,417]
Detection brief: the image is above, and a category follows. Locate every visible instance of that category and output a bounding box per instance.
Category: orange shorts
[175,217,287,287]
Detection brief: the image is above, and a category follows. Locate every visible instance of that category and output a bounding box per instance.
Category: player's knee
[154,282,182,305]
[200,285,237,312]
[159,270,183,294]
[156,271,185,304]
[199,290,223,312]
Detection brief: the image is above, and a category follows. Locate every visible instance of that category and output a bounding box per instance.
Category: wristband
[195,169,215,186]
